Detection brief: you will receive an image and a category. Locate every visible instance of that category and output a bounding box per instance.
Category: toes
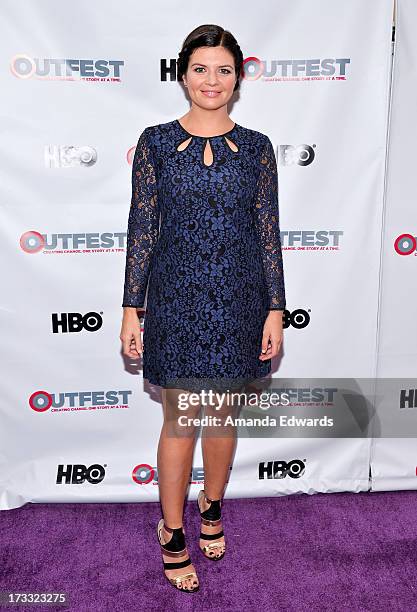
[175,574,198,591]
[200,538,225,559]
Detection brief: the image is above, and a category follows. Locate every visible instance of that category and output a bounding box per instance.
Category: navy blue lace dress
[122,119,286,392]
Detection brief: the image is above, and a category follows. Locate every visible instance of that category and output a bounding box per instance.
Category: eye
[193,67,233,75]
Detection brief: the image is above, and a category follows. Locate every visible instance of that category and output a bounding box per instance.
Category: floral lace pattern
[122,120,286,389]
[122,129,160,308]
[254,137,286,309]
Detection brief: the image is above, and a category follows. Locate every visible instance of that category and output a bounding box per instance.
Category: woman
[120,24,286,593]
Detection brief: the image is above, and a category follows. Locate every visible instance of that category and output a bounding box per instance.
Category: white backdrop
[370,0,417,491]
[0,0,403,511]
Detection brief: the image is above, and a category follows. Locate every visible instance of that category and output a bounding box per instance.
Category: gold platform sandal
[157,518,199,592]
[197,489,226,561]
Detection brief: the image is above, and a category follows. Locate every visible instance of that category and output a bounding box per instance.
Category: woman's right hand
[120,307,143,358]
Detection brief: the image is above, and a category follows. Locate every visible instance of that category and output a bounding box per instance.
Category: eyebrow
[190,63,234,69]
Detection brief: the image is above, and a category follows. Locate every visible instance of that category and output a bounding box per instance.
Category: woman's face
[182,46,237,110]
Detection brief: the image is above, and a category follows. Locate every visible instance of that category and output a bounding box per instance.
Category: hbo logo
[282,309,310,329]
[56,464,106,484]
[259,460,305,479]
[52,312,103,333]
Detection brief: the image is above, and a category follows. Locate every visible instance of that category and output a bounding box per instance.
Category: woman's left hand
[258,310,284,361]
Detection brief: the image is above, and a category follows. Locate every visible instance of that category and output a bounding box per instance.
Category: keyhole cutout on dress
[224,136,239,152]
[176,136,192,151]
[203,139,214,166]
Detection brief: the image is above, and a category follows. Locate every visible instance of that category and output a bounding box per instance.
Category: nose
[204,70,219,86]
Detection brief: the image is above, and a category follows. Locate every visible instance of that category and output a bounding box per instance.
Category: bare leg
[157,386,200,590]
[200,388,242,556]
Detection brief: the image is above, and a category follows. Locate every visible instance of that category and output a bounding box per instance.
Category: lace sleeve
[253,136,286,311]
[122,128,160,308]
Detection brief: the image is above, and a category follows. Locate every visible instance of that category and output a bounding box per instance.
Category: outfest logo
[394,233,417,256]
[29,389,132,413]
[281,230,344,249]
[10,54,124,81]
[241,56,351,81]
[19,230,127,254]
[132,464,205,485]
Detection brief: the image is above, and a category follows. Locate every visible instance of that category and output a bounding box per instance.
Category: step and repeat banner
[0,0,401,510]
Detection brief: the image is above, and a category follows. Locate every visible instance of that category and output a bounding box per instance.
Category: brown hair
[177,24,244,92]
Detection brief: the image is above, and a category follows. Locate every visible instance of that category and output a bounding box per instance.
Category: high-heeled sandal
[156,518,199,592]
[197,489,226,561]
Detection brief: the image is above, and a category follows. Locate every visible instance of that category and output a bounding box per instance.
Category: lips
[201,90,221,97]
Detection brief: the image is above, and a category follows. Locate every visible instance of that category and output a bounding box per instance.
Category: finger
[122,332,141,358]
[270,338,279,357]
[261,333,270,355]
[259,337,272,359]
[121,335,132,357]
[128,346,141,359]
[133,331,143,356]
[270,336,282,357]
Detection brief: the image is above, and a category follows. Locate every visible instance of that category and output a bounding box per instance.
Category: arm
[253,136,286,312]
[122,128,160,309]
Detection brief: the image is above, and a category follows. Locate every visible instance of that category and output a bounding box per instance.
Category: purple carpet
[1,490,417,611]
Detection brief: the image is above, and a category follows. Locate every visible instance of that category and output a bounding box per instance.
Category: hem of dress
[143,370,271,393]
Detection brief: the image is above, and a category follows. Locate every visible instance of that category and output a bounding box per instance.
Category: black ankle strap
[160,523,186,553]
[200,493,222,522]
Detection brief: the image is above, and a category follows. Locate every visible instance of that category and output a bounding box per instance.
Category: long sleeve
[122,128,160,308]
[253,136,286,311]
